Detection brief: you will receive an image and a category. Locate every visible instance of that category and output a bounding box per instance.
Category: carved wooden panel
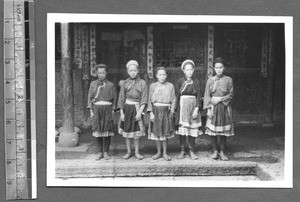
[154,25,206,68]
[224,29,247,69]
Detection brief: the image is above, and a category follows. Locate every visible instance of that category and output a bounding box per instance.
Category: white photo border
[47,14,293,188]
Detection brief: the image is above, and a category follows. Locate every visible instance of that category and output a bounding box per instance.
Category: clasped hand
[210,97,222,105]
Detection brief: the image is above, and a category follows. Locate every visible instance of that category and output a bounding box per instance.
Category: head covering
[181,59,195,71]
[126,60,139,69]
[95,63,108,71]
[155,66,167,74]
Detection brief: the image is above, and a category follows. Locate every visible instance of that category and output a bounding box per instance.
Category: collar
[214,74,224,80]
[97,78,106,85]
[157,81,167,85]
[129,75,139,81]
[184,76,194,81]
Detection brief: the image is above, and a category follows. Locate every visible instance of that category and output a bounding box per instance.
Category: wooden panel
[154,24,206,68]
[214,24,262,69]
[147,26,154,78]
[227,69,263,114]
[224,29,247,69]
[207,25,214,78]
[74,23,82,69]
[123,29,146,71]
[90,25,97,76]
[55,23,61,61]
[97,27,147,85]
[272,24,285,122]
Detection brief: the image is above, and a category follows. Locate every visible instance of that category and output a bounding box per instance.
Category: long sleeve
[203,79,212,110]
[170,84,176,112]
[140,80,148,107]
[174,79,181,111]
[117,81,125,110]
[147,84,154,112]
[195,79,202,108]
[112,84,118,110]
[87,82,95,109]
[222,77,234,106]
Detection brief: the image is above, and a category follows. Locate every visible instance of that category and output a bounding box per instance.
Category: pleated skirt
[175,96,202,137]
[148,105,174,141]
[205,102,234,136]
[92,105,114,137]
[118,103,145,139]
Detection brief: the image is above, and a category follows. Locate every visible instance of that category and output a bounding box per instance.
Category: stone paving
[55,124,284,181]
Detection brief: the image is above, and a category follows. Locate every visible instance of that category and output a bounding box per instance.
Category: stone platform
[55,124,284,180]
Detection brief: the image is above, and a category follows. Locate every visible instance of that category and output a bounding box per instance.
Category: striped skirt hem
[176,126,202,137]
[205,127,234,137]
[93,131,115,137]
[119,129,144,139]
[148,132,174,141]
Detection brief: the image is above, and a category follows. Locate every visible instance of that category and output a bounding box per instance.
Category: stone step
[55,156,257,178]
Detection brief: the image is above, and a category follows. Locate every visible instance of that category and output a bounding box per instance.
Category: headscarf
[126,60,139,69]
[181,59,195,71]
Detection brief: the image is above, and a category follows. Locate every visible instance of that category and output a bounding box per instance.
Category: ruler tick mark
[5,0,36,199]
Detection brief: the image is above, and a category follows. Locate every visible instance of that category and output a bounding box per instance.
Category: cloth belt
[153,102,171,107]
[94,101,112,105]
[125,99,140,105]
[180,95,196,99]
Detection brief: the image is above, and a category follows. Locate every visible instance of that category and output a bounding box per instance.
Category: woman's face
[127,65,139,79]
[156,69,167,83]
[183,64,194,78]
[214,62,225,76]
[97,68,107,81]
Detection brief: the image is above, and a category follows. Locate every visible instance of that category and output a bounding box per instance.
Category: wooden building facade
[55,23,285,127]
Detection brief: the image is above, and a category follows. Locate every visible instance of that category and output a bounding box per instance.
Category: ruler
[4,0,36,200]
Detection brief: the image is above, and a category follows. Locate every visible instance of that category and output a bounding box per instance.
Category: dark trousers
[96,136,111,152]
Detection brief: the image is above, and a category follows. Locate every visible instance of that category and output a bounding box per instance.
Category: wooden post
[81,24,90,126]
[147,26,154,79]
[207,25,214,78]
[59,23,79,147]
[90,24,97,77]
[262,26,275,127]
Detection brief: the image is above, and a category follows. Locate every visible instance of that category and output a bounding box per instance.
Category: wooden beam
[59,23,78,147]
[81,24,90,125]
[262,26,275,126]
[207,25,214,78]
[61,23,75,132]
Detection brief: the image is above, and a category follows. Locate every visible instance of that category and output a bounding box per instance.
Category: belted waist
[125,99,140,105]
[180,95,196,99]
[153,102,171,107]
[94,101,112,105]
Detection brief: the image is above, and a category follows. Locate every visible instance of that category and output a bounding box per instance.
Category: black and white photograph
[47,14,293,187]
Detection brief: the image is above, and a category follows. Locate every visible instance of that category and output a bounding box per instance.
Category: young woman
[203,57,234,161]
[175,60,202,160]
[148,67,176,161]
[118,60,148,160]
[87,64,117,160]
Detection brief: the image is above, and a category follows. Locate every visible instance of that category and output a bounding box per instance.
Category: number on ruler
[5,40,10,44]
[17,94,24,100]
[6,100,11,104]
[6,120,11,124]
[6,140,12,144]
[7,160,12,165]
[5,60,10,64]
